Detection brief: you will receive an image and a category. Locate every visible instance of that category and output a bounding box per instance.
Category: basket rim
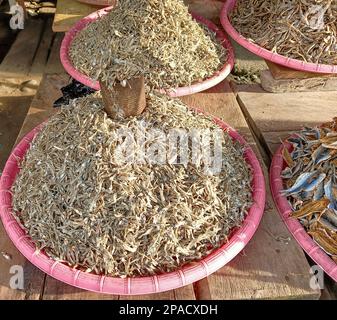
[0,116,265,295]
[270,137,337,283]
[220,0,337,74]
[60,6,235,97]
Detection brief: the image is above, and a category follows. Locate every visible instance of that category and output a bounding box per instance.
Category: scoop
[99,77,146,118]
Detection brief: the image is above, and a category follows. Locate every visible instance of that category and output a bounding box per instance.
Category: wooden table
[0,0,327,300]
[0,71,320,299]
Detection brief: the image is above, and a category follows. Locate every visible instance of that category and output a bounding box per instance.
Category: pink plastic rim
[60,6,235,97]
[221,0,337,74]
[270,138,337,283]
[0,116,265,295]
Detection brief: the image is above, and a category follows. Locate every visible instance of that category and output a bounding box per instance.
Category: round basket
[60,7,235,97]
[220,0,337,74]
[0,116,265,295]
[270,139,337,282]
[76,0,115,6]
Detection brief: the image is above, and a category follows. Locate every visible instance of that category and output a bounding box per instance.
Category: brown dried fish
[282,147,294,168]
[282,119,337,261]
[291,199,330,219]
[308,229,337,256]
[230,0,337,65]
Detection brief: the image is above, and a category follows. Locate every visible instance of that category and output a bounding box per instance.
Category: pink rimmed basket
[220,0,337,74]
[60,7,235,97]
[270,139,337,283]
[0,116,265,295]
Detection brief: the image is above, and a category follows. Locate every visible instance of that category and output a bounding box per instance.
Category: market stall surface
[0,0,336,300]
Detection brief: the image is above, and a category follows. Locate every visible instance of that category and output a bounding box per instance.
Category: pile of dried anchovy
[230,0,337,65]
[12,93,252,277]
[282,118,337,262]
[69,0,227,89]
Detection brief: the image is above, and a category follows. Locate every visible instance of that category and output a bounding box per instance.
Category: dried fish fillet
[230,0,337,65]
[70,0,227,90]
[282,119,337,261]
[12,92,252,277]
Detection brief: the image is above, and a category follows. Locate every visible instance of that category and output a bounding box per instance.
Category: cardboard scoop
[99,76,146,118]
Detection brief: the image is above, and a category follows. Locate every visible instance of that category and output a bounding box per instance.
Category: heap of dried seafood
[12,93,252,277]
[282,118,337,262]
[230,0,337,65]
[69,0,227,89]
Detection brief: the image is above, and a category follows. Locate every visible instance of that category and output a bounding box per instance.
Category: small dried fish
[70,0,227,90]
[1,251,12,261]
[230,0,337,65]
[12,92,252,277]
[282,171,318,195]
[291,199,330,219]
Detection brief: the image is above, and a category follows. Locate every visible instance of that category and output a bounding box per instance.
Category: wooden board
[261,70,337,93]
[236,84,337,133]
[29,18,55,77]
[52,0,224,33]
[44,33,65,74]
[236,83,337,158]
[184,0,223,26]
[265,61,337,80]
[52,0,101,32]
[0,19,44,79]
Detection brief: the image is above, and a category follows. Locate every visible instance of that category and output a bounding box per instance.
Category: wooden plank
[44,33,65,74]
[184,0,223,26]
[0,19,44,79]
[261,70,337,93]
[15,74,69,143]
[265,61,336,80]
[42,276,119,300]
[181,81,320,300]
[236,85,337,133]
[120,286,196,300]
[52,0,100,32]
[29,18,55,78]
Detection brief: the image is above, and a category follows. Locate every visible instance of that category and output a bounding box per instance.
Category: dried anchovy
[230,0,337,65]
[1,251,12,261]
[12,93,252,277]
[69,0,227,90]
[282,118,337,259]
